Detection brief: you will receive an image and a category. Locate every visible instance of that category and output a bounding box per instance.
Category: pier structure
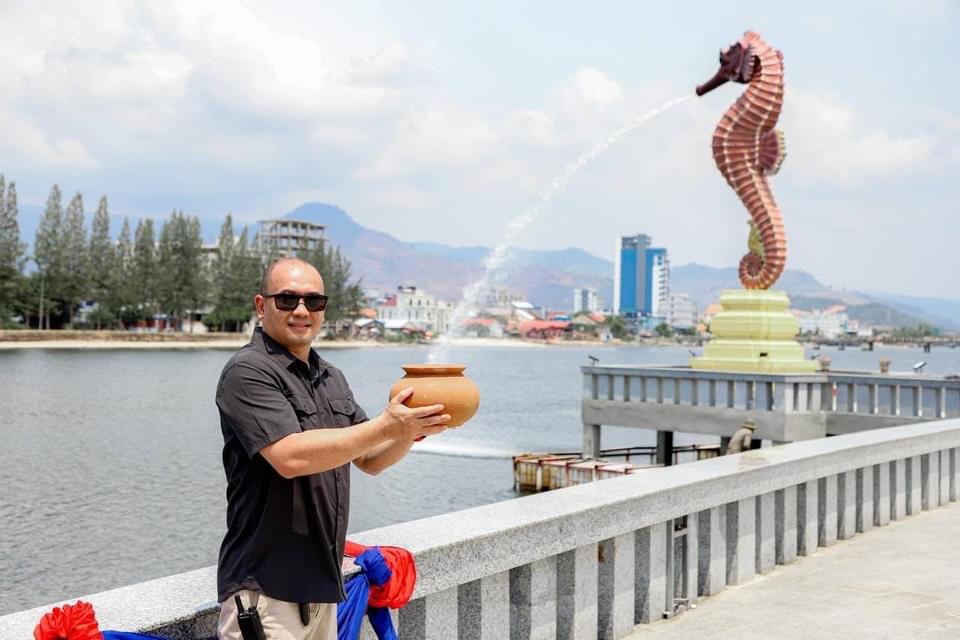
[581,365,960,462]
[5,418,960,638]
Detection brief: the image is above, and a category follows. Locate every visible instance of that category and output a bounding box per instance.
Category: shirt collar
[254,327,328,376]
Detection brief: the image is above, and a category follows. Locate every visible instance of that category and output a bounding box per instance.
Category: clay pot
[879,358,891,374]
[389,364,480,427]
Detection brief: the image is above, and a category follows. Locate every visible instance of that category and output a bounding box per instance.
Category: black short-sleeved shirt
[215,328,368,604]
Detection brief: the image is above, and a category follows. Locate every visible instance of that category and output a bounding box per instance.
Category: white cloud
[570,68,624,106]
[783,90,936,186]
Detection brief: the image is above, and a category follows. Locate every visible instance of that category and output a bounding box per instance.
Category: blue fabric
[102,632,167,639]
[337,547,399,640]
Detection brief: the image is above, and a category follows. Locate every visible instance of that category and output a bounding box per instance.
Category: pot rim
[401,363,467,376]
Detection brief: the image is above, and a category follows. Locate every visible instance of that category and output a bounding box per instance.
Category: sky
[1,1,958,298]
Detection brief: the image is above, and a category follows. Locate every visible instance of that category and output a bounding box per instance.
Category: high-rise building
[258,218,325,256]
[573,287,602,314]
[666,293,698,329]
[613,234,669,318]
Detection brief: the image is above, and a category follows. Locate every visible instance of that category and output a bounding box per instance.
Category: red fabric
[34,600,103,640]
[344,541,417,609]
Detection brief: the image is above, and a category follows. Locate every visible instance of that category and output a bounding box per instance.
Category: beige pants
[218,590,337,640]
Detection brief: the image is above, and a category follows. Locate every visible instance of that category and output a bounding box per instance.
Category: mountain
[11,198,959,327]
[284,203,613,308]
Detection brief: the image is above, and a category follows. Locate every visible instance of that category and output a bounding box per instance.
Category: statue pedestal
[691,289,816,373]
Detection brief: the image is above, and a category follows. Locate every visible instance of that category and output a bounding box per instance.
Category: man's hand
[383,387,451,441]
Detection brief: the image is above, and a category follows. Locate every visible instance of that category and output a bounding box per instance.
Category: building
[613,234,670,319]
[666,293,698,329]
[258,218,325,256]
[573,287,602,314]
[374,285,455,334]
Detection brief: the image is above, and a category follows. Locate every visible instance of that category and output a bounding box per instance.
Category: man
[725,419,757,455]
[215,257,450,639]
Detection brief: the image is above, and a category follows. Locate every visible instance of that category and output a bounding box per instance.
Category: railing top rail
[579,364,828,382]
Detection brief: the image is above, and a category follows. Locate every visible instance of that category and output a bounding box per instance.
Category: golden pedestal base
[691,289,816,373]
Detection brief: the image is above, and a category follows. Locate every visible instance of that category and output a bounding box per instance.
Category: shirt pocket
[327,396,356,427]
[287,393,319,429]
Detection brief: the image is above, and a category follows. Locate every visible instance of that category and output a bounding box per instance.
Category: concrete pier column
[726,498,756,585]
[907,456,922,515]
[775,486,798,564]
[838,470,856,540]
[509,556,557,640]
[818,475,838,547]
[798,480,819,556]
[891,459,907,520]
[636,523,668,623]
[756,492,775,573]
[556,544,597,640]
[656,431,674,466]
[582,424,601,459]
[857,465,874,534]
[697,507,726,597]
[598,533,634,640]
[875,462,891,526]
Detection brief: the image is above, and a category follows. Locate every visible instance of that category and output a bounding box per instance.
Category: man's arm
[260,387,449,478]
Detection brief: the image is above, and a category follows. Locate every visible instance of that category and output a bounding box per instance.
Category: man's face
[255,262,325,355]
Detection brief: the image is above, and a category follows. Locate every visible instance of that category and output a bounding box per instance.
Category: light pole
[25,255,45,330]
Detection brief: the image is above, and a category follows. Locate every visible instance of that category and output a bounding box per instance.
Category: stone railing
[4,419,960,639]
[580,366,960,456]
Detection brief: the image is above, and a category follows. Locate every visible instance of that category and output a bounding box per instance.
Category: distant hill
[11,199,959,328]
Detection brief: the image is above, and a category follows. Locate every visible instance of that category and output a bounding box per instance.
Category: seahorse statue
[696,31,787,290]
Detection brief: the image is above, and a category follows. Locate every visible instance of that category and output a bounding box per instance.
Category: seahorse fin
[760,128,786,175]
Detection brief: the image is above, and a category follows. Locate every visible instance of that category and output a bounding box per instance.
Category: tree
[157,210,208,330]
[87,196,114,328]
[0,176,25,323]
[61,193,89,327]
[111,217,136,324]
[34,185,64,329]
[655,322,673,338]
[606,315,628,340]
[131,218,157,322]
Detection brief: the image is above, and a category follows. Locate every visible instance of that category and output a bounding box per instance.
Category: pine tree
[112,217,134,323]
[34,184,64,329]
[61,193,88,327]
[131,218,157,322]
[0,176,26,321]
[87,196,114,328]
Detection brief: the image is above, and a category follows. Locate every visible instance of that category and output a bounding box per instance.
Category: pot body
[389,364,480,427]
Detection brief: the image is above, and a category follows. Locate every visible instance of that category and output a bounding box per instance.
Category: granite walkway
[627,501,960,639]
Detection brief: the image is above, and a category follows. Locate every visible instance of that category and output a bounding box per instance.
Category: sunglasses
[263,292,329,312]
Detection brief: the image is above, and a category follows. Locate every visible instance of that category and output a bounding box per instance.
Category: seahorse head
[695,31,760,96]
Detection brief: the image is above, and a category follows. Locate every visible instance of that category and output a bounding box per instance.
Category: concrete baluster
[556,544,598,640]
[907,456,922,515]
[400,587,458,640]
[477,571,510,639]
[685,514,698,607]
[838,471,856,540]
[798,480,819,556]
[636,523,668,623]
[891,459,907,520]
[697,507,726,597]
[857,465,874,534]
[952,448,959,502]
[509,556,557,640]
[756,493,775,573]
[939,450,950,507]
[818,476,838,547]
[726,499,756,585]
[875,462,891,526]
[923,452,939,510]
[775,486,798,564]
[598,533,634,640]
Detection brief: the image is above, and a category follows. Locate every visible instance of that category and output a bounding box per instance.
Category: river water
[1,342,957,614]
